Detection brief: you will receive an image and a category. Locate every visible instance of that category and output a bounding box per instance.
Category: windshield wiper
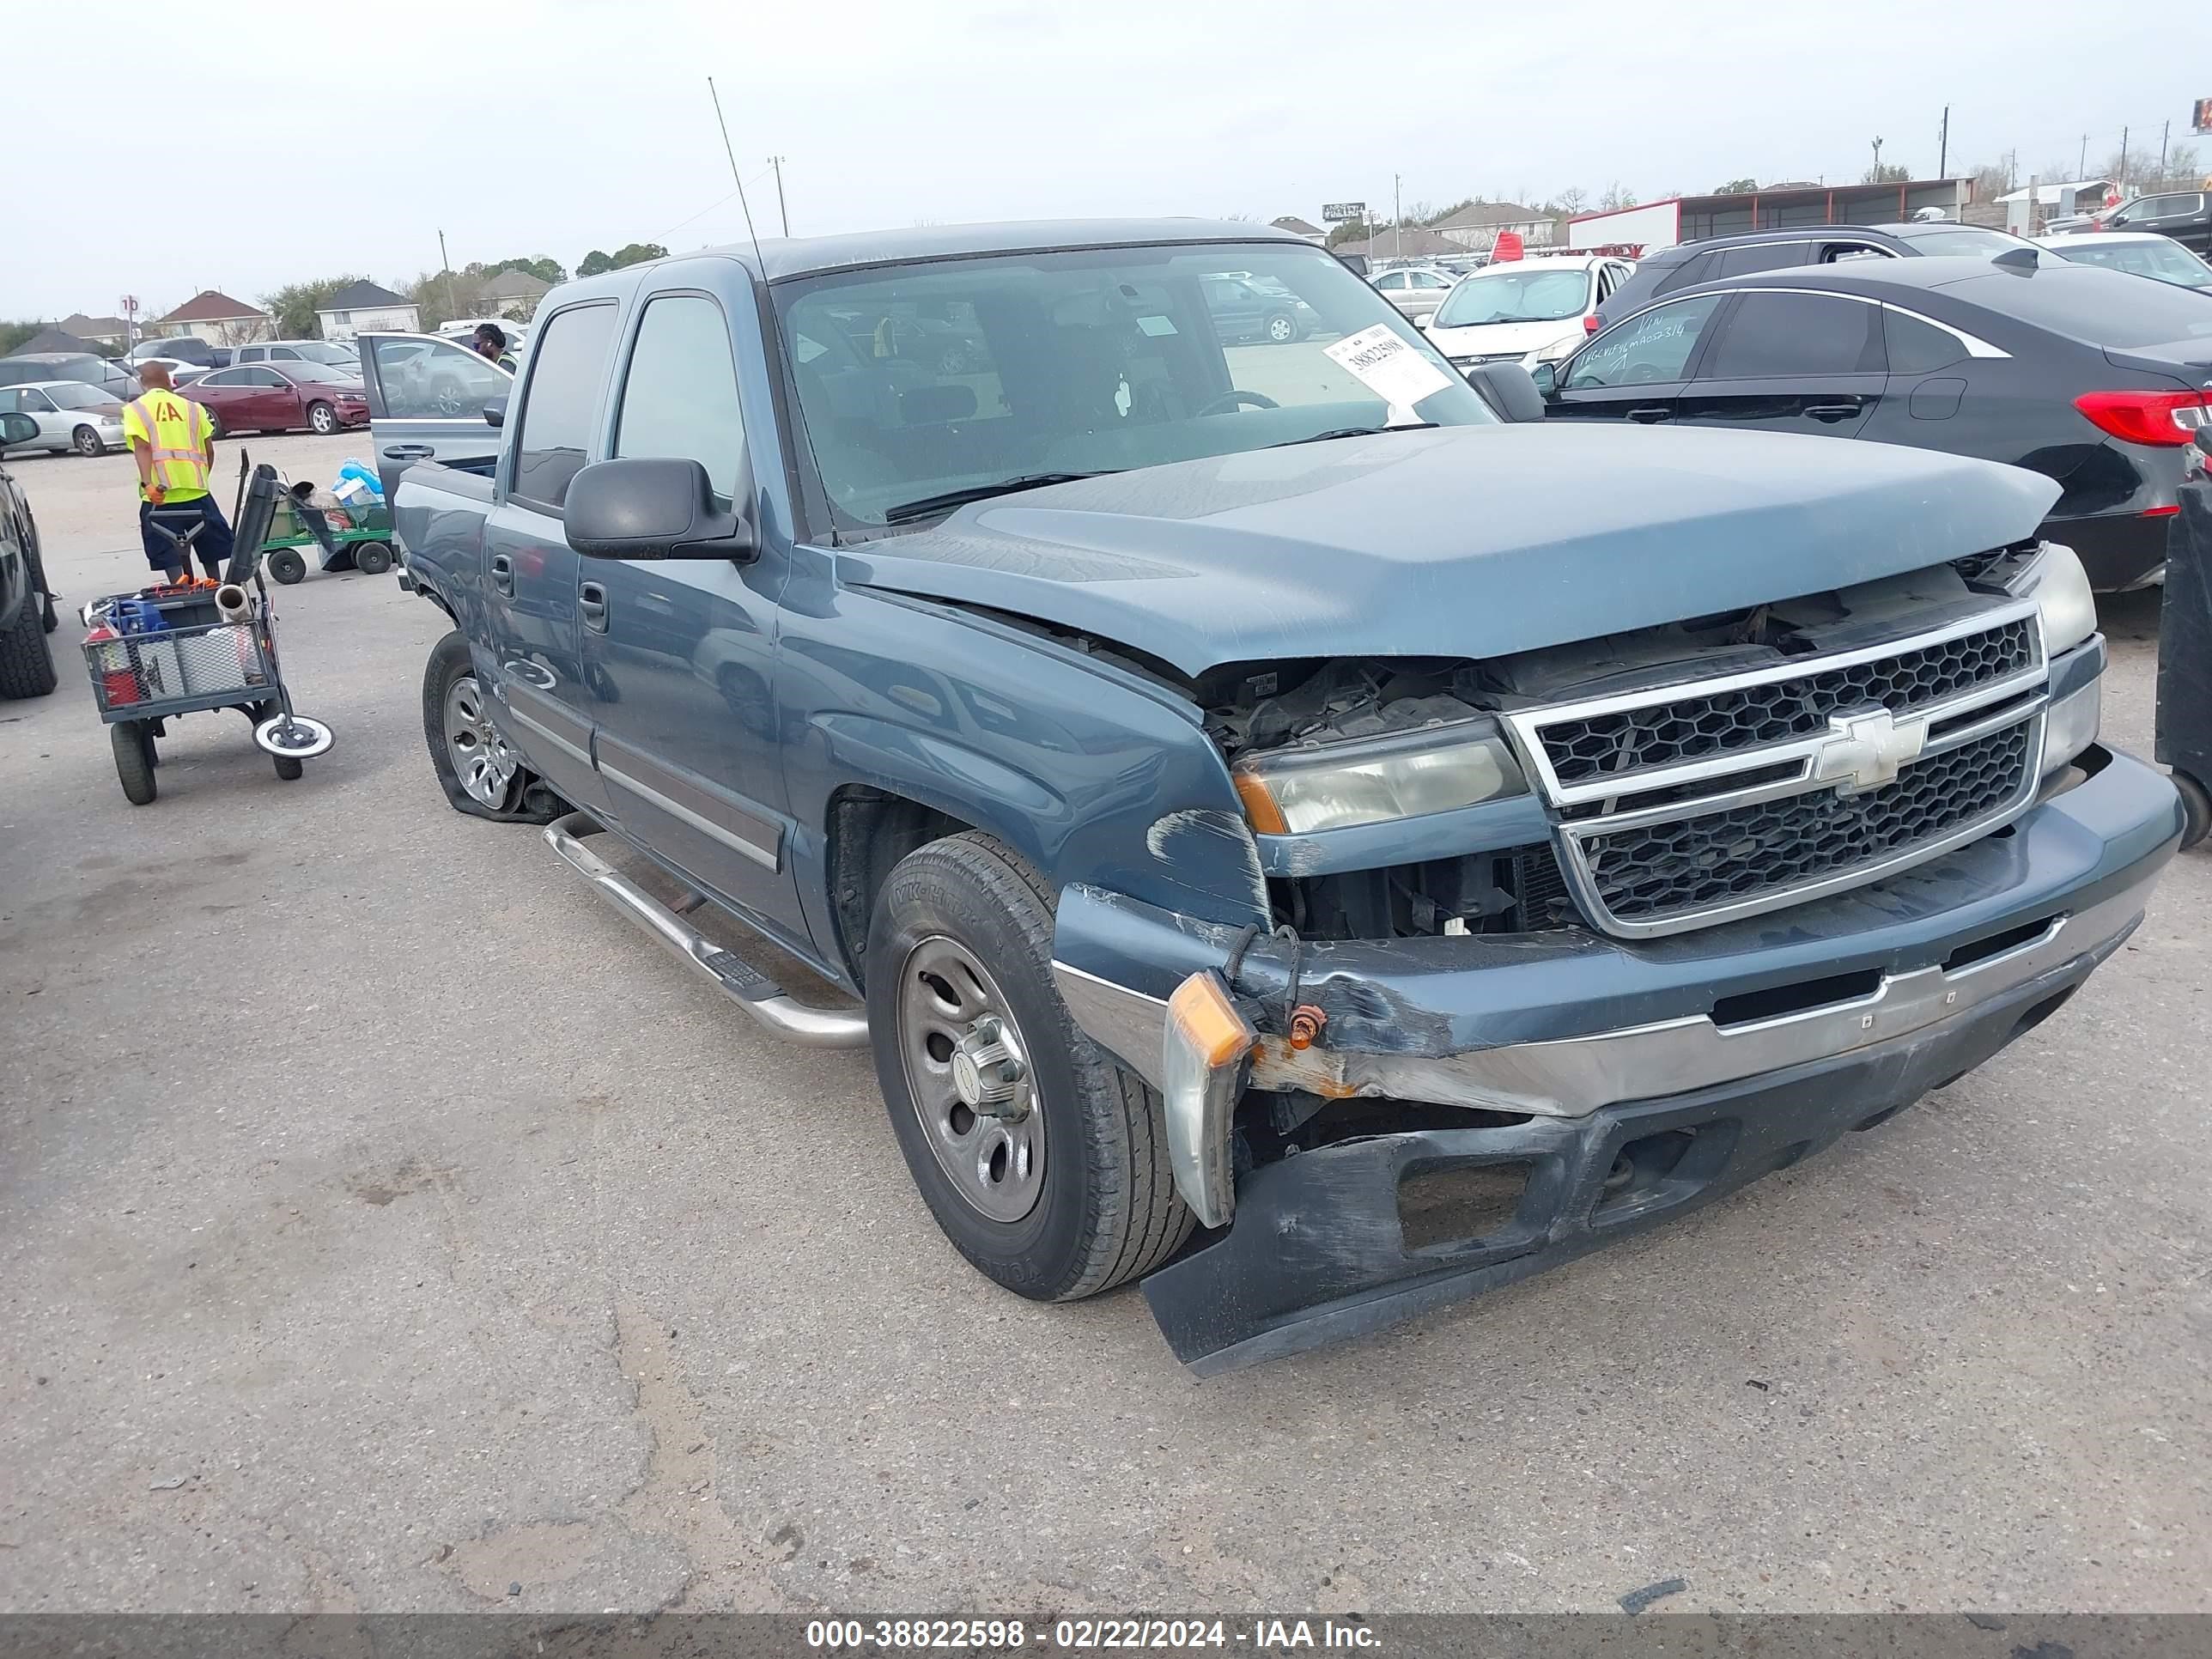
[881,471,1110,524]
[1269,422,1438,449]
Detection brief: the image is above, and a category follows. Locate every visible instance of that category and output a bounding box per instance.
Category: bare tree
[1597,181,1638,211]
[1553,185,1589,216]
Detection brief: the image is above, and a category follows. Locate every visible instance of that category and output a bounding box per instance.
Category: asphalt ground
[1,432,2205,1615]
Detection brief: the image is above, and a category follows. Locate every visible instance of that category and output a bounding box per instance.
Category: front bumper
[1054,746,2183,1370]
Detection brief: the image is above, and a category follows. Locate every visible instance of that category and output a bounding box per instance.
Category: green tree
[407,270,485,332]
[1714,177,1757,195]
[0,320,44,356]
[1324,219,1376,248]
[261,275,369,339]
[468,254,567,285]
[577,242,668,278]
[1863,162,1911,184]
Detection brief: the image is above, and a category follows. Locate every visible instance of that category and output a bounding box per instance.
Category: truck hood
[840,424,2060,679]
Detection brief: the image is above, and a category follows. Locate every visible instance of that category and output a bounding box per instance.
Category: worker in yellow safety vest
[122,363,233,585]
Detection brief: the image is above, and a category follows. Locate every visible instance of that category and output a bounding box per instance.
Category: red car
[181,362,369,437]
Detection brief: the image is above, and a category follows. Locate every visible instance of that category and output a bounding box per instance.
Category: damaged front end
[1051,551,2183,1372]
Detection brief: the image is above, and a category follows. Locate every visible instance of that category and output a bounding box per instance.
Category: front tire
[866,831,1192,1302]
[350,541,393,576]
[0,579,57,699]
[268,549,307,585]
[112,721,156,804]
[307,402,337,435]
[1264,310,1297,343]
[72,425,102,456]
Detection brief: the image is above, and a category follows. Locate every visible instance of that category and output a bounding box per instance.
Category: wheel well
[826,787,974,989]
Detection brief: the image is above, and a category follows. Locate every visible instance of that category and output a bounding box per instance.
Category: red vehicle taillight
[1583,313,1602,333]
[2072,389,2211,447]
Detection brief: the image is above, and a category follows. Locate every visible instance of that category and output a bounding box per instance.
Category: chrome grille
[1506,604,2047,939]
[1581,722,2032,927]
[1540,616,2035,785]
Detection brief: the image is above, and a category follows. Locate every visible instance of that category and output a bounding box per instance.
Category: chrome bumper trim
[1054,877,2150,1120]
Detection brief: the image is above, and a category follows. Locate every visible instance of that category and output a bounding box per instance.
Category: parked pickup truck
[366,220,2185,1373]
[0,410,59,701]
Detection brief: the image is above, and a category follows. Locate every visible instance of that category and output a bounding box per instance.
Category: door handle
[579,580,609,634]
[490,552,514,597]
[1626,405,1672,423]
[381,442,434,460]
[1804,401,1864,422]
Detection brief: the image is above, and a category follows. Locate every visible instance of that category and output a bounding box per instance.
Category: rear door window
[614,295,744,497]
[1697,292,1881,378]
[512,302,619,508]
[1715,242,1809,277]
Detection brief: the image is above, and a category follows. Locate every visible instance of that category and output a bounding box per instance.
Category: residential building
[1269,216,1327,245]
[477,268,551,319]
[314,280,421,342]
[13,327,100,356]
[1329,226,1465,262]
[56,313,131,348]
[1432,201,1557,252]
[152,289,272,345]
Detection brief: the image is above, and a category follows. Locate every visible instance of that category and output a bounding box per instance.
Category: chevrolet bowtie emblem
[1814,708,1927,794]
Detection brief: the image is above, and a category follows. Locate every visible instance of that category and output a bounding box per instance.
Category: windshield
[1893,226,2036,257]
[775,241,1494,531]
[280,362,354,384]
[48,382,114,410]
[2051,238,2212,287]
[1431,267,1594,327]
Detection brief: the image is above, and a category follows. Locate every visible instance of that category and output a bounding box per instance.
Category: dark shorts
[141,494,234,576]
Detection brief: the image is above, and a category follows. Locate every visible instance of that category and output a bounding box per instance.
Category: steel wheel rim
[895,934,1045,1224]
[442,675,516,807]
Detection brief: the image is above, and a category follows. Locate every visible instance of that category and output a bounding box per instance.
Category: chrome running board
[544,811,868,1050]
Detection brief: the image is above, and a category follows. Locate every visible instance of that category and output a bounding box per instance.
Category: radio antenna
[707,76,766,265]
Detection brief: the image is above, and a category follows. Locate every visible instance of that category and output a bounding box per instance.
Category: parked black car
[1534,253,2211,590]
[2098,189,2212,255]
[1593,222,2045,335]
[0,352,140,403]
[0,410,59,700]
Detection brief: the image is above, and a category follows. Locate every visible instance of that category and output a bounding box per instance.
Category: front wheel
[112,721,156,805]
[72,425,102,456]
[1264,310,1297,343]
[350,541,393,576]
[866,831,1192,1302]
[307,402,337,435]
[267,549,307,585]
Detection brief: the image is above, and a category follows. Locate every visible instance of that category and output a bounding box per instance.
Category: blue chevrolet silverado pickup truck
[364,220,2185,1372]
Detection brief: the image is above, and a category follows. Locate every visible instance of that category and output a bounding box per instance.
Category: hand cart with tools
[79,462,333,805]
[258,477,395,585]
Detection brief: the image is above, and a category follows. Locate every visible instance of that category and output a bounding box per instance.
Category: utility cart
[80,465,333,805]
[258,485,396,585]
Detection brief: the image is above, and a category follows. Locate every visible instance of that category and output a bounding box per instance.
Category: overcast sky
[3,0,2200,321]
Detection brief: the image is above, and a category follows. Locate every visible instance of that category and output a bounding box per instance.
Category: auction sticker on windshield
[1323,323,1454,410]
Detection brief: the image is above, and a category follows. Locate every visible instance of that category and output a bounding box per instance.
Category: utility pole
[437,228,459,325]
[1870,135,1884,178]
[2158,119,2170,185]
[1393,173,1402,259]
[768,155,789,237]
[1937,105,1949,179]
[2119,125,2130,194]
[2079,133,2089,179]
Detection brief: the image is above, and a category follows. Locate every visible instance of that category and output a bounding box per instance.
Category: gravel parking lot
[1,432,2205,1616]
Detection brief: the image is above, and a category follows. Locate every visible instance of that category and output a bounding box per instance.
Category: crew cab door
[481,301,623,815]
[1674,289,1886,440]
[576,282,808,946]
[1545,291,1725,425]
[357,333,514,503]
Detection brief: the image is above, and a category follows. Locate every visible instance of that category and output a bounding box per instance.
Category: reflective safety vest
[123,391,212,500]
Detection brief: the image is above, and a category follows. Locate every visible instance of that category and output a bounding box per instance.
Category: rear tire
[2176,771,2211,853]
[866,830,1192,1302]
[307,402,337,435]
[0,579,57,699]
[351,541,393,576]
[112,721,156,805]
[422,629,566,822]
[268,549,307,585]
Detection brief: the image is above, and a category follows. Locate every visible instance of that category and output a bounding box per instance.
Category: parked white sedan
[1368,266,1457,320]
[0,380,128,457]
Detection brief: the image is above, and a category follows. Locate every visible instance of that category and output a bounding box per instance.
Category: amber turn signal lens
[1167,971,1254,1069]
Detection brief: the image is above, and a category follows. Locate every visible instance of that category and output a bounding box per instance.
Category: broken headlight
[1231,719,1528,835]
[2010,541,2097,657]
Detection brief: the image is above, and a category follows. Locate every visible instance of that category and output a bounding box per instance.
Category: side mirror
[1467,362,1548,423]
[483,398,506,429]
[565,457,757,562]
[1527,360,1560,399]
[1414,313,1432,331]
[0,411,38,447]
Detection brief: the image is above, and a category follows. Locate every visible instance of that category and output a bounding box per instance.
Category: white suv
[1421,254,1636,371]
